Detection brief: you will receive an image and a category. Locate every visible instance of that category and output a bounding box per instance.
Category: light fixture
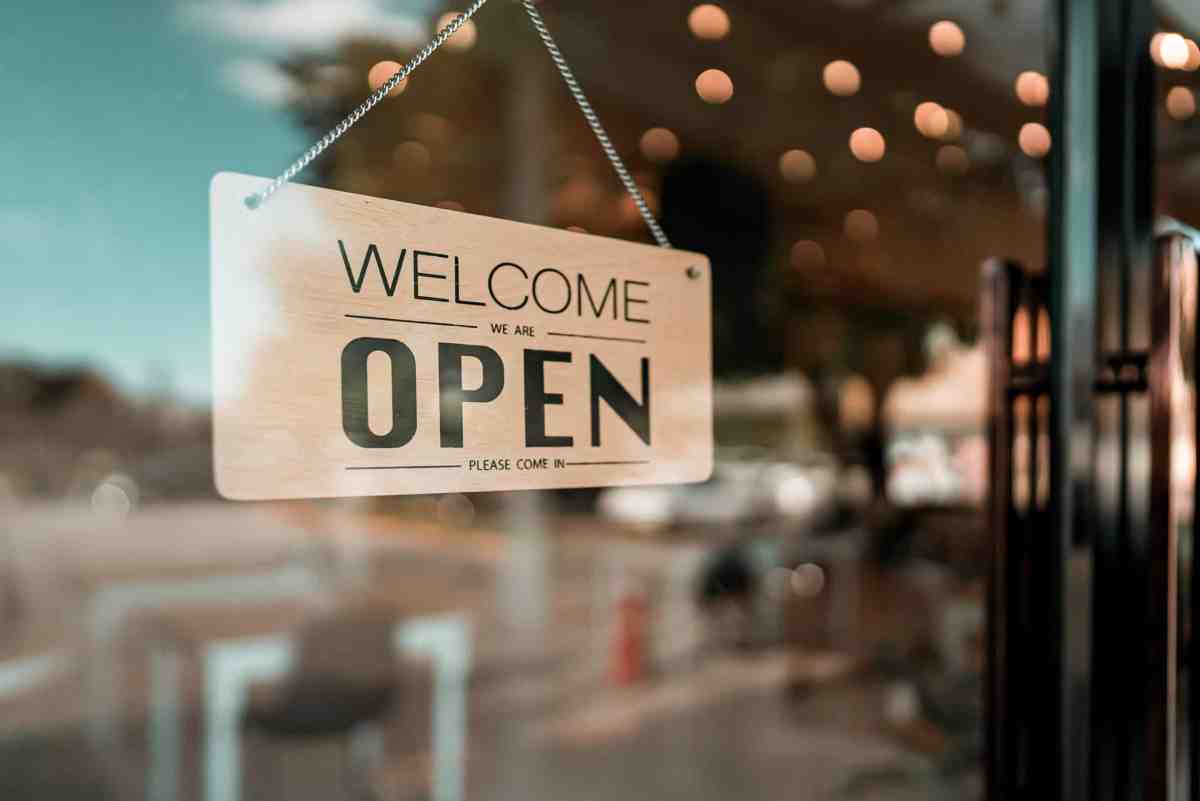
[695,69,734,103]
[1160,33,1190,69]
[779,149,817,183]
[1018,122,1051,158]
[790,240,826,269]
[640,128,681,163]
[1151,33,1167,66]
[849,128,886,162]
[942,109,963,140]
[688,4,731,40]
[936,145,970,176]
[823,60,861,97]
[1167,86,1197,120]
[929,21,965,57]
[368,61,408,97]
[436,12,478,50]
[1015,71,1049,107]
[914,102,949,138]
[1187,40,1200,71]
[845,209,879,242]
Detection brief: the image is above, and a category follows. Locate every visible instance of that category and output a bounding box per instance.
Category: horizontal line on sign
[563,460,651,466]
[346,465,462,470]
[547,331,647,344]
[345,314,478,329]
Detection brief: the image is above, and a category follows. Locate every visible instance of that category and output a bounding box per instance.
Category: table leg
[148,645,182,801]
[203,638,294,801]
[395,617,472,801]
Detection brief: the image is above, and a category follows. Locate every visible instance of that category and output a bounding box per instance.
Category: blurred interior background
[2,1,1200,800]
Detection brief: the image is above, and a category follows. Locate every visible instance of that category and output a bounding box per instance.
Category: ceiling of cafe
[296,0,1199,323]
[522,0,1200,316]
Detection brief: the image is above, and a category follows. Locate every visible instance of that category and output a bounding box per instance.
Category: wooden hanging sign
[210,172,713,499]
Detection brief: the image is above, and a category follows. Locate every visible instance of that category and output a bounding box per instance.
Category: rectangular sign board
[211,172,713,499]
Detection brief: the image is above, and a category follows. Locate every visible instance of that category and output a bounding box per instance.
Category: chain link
[246,0,672,249]
[246,0,490,209]
[518,0,670,248]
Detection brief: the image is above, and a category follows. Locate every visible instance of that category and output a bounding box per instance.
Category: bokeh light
[1167,86,1197,121]
[368,61,408,97]
[942,109,963,140]
[914,101,949,138]
[640,127,681,163]
[688,4,731,40]
[1187,40,1200,71]
[936,144,970,175]
[790,239,826,269]
[823,60,861,97]
[844,209,879,241]
[1018,122,1052,158]
[436,12,478,50]
[791,563,827,599]
[929,21,965,57]
[1159,33,1190,69]
[849,127,886,162]
[1015,71,1050,106]
[695,68,734,104]
[779,149,817,183]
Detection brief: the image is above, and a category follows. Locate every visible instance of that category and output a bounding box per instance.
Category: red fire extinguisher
[610,585,649,686]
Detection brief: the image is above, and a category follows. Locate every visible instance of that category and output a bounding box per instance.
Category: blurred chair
[242,602,403,801]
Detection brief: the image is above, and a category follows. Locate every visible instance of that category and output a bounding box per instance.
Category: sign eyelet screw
[686,266,701,280]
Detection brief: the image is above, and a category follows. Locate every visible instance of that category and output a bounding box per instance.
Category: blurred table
[146,607,471,801]
[85,561,324,757]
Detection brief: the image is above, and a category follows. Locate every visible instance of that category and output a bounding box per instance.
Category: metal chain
[519,0,671,248]
[245,0,490,209]
[246,0,672,249]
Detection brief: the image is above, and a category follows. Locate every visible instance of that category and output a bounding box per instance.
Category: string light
[695,69,734,103]
[436,12,478,50]
[936,145,970,175]
[823,60,861,96]
[640,128,681,163]
[942,109,963,140]
[779,149,817,183]
[688,4,731,40]
[790,240,826,269]
[845,209,879,242]
[1167,87,1197,121]
[914,102,949,138]
[1187,40,1200,71]
[1015,71,1049,107]
[849,128,886,162]
[1159,33,1190,69]
[929,21,965,57]
[368,61,409,97]
[1018,123,1051,158]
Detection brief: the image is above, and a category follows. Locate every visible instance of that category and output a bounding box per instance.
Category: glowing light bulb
[1019,122,1051,158]
[849,128,886,162]
[823,60,861,96]
[368,61,408,97]
[779,149,816,183]
[688,4,731,40]
[436,12,478,50]
[695,69,734,104]
[929,21,965,57]
[1015,71,1049,107]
